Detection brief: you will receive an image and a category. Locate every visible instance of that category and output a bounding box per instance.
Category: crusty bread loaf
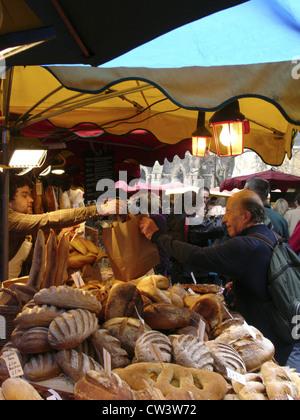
[205,341,246,377]
[48,309,99,350]
[11,326,52,354]
[41,229,58,289]
[74,370,134,400]
[143,303,191,330]
[260,361,298,400]
[2,378,43,400]
[28,229,45,289]
[23,352,61,381]
[91,329,130,369]
[190,293,223,329]
[232,373,268,400]
[172,334,213,371]
[34,285,102,314]
[105,282,144,321]
[102,317,151,358]
[14,304,65,329]
[134,330,172,363]
[137,276,171,304]
[56,349,103,383]
[215,324,275,372]
[53,233,69,286]
[114,362,228,400]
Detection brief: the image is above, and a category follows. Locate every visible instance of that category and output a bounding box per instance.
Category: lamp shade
[209,101,249,157]
[9,136,47,168]
[192,112,212,157]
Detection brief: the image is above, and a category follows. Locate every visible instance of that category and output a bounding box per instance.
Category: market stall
[1,0,300,401]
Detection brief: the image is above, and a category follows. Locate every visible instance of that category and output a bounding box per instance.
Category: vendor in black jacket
[139,189,293,366]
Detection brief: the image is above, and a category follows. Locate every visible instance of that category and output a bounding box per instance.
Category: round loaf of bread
[134,330,172,363]
[190,294,223,329]
[143,303,190,330]
[102,317,151,358]
[215,324,275,372]
[172,334,214,371]
[74,370,134,400]
[48,309,99,350]
[105,282,144,321]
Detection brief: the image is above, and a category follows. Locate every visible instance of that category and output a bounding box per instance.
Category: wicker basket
[0,288,22,350]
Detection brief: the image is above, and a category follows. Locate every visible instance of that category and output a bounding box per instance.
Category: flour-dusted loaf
[74,369,134,401]
[102,317,151,358]
[134,330,172,363]
[56,349,103,383]
[205,341,247,377]
[48,309,99,350]
[91,329,130,369]
[14,304,65,329]
[23,352,62,382]
[260,361,298,400]
[215,324,275,372]
[171,334,214,371]
[34,285,102,314]
[232,373,268,400]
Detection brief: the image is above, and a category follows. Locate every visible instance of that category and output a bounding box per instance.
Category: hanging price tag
[2,350,24,378]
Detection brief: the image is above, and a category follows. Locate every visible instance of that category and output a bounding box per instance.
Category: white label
[2,350,24,378]
[243,321,257,339]
[103,348,112,377]
[71,271,85,288]
[226,368,247,385]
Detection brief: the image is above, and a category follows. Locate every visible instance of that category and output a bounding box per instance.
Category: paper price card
[226,368,247,385]
[71,271,85,288]
[2,350,24,378]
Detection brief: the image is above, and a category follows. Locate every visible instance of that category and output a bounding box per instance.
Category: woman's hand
[139,217,159,240]
[97,199,127,215]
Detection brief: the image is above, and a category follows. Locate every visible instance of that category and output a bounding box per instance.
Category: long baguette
[53,233,69,286]
[41,229,57,289]
[28,230,45,290]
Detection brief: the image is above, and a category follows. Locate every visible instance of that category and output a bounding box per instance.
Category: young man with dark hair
[8,174,124,278]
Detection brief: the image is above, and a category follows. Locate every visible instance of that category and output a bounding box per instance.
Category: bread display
[2,229,300,401]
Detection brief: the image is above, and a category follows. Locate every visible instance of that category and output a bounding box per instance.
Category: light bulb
[197,137,207,150]
[219,124,238,147]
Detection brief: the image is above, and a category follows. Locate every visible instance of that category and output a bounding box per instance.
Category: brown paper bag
[102,214,160,281]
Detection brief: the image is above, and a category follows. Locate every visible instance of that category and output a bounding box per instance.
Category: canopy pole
[1,68,14,284]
